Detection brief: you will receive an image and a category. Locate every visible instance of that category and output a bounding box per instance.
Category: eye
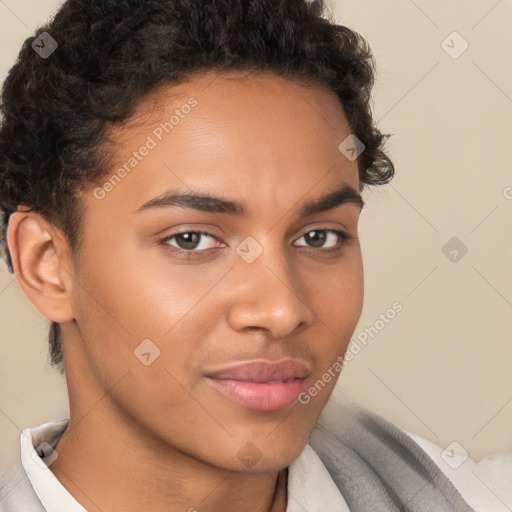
[158,228,353,259]
[293,229,353,251]
[160,231,223,252]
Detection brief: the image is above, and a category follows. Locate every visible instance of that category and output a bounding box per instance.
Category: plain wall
[1,0,511,465]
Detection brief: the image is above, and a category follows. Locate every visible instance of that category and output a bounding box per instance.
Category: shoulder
[0,418,69,512]
[0,444,46,511]
[309,394,480,512]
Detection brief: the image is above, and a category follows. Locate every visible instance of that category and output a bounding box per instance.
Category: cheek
[70,252,222,432]
[308,248,364,327]
[71,240,229,379]
[305,249,364,370]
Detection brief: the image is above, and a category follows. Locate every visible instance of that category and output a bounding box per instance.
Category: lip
[205,359,311,411]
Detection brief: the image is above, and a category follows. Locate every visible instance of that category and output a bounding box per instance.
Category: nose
[226,242,316,339]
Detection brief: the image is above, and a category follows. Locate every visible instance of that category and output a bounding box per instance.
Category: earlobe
[6,211,75,323]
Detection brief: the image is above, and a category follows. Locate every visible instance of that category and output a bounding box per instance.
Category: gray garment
[309,394,476,511]
[0,395,476,511]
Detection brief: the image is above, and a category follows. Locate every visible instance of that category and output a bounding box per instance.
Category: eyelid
[159,225,354,256]
[160,229,224,251]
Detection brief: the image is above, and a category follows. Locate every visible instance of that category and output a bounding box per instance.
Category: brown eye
[303,230,327,248]
[173,232,202,250]
[294,229,351,251]
[160,231,221,252]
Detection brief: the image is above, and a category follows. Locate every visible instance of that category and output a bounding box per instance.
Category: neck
[50,402,288,512]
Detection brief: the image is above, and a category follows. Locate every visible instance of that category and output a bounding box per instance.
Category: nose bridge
[227,235,315,336]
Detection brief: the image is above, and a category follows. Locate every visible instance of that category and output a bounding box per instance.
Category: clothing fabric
[1,395,509,511]
[406,431,512,512]
[0,418,349,511]
[309,394,477,511]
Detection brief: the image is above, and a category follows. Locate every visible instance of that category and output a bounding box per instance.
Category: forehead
[88,70,359,218]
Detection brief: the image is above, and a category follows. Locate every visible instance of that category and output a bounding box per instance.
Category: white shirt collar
[20,419,85,512]
[20,418,350,512]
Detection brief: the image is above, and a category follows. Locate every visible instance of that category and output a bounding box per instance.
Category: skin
[7,70,364,512]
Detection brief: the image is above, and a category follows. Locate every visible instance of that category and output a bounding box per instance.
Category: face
[64,70,364,472]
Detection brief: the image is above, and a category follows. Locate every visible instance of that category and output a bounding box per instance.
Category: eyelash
[158,228,354,259]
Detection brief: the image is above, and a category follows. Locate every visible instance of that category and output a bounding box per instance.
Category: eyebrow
[135,182,364,216]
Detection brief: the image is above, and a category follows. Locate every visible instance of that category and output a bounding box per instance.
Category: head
[0,0,394,472]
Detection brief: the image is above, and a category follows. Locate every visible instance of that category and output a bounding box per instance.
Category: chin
[222,436,309,473]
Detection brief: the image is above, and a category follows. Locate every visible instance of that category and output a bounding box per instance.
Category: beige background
[1,0,511,467]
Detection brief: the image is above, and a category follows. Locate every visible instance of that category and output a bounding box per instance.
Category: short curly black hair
[0,0,394,374]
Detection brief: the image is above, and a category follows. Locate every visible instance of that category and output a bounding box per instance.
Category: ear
[6,209,75,323]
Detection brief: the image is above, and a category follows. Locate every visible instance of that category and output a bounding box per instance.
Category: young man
[0,1,492,511]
